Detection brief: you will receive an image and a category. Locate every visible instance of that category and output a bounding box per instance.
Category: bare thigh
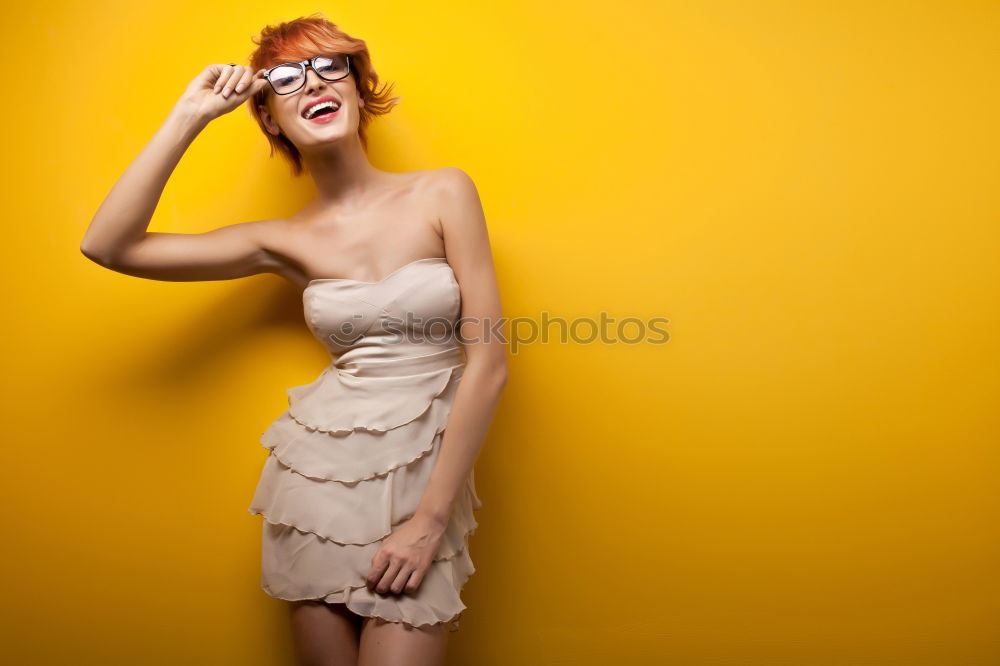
[288,600,362,666]
[357,616,450,666]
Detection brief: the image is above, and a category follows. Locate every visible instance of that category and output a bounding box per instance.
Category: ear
[257,105,282,137]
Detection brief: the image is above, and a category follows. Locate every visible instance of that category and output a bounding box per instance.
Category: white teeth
[304,100,340,119]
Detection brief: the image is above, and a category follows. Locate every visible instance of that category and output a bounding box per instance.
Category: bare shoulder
[407,167,478,203]
[424,166,479,199]
[422,167,484,237]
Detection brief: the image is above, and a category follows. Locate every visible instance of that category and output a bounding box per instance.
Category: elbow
[80,242,112,267]
[491,362,509,389]
[79,241,102,263]
[80,236,122,268]
[466,356,508,389]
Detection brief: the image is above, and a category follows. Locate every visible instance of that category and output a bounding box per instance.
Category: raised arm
[80,64,277,282]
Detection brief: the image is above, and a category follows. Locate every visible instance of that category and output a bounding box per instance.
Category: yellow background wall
[3,1,998,664]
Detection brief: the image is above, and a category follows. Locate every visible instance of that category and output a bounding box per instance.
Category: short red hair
[245,13,401,176]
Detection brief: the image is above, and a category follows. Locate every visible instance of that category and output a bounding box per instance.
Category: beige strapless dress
[247,257,482,633]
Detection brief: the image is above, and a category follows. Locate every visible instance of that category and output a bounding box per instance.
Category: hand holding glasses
[173,55,351,126]
[176,63,270,125]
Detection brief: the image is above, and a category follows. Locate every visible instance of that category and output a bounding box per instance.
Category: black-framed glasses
[262,54,351,95]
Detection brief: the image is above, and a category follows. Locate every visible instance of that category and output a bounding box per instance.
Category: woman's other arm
[80,64,278,281]
[415,167,509,524]
[364,167,508,595]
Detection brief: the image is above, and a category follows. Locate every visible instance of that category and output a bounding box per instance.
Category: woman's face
[257,55,364,149]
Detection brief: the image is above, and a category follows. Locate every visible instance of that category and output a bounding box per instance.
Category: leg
[357,616,450,666]
[288,600,362,666]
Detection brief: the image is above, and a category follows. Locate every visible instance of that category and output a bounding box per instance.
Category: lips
[307,109,339,124]
[301,95,341,118]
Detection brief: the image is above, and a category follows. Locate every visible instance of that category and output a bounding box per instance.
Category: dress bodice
[303,256,465,374]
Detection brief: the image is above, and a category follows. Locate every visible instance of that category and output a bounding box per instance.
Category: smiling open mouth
[302,100,341,120]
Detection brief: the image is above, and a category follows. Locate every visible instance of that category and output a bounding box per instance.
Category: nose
[303,67,329,93]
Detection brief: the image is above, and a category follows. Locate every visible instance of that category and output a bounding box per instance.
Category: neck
[299,132,390,210]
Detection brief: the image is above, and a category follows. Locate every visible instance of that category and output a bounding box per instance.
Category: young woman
[80,14,507,666]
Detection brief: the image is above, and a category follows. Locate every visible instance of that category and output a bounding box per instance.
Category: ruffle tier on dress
[248,344,482,632]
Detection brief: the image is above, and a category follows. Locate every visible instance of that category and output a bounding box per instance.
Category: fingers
[366,555,390,591]
[366,532,437,596]
[403,567,425,594]
[212,64,235,94]
[367,554,426,595]
[365,560,426,594]
[214,65,267,99]
[233,67,255,95]
[383,562,415,595]
[213,64,255,98]
[371,559,405,595]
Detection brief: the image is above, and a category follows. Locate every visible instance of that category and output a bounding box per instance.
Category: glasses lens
[314,55,349,81]
[267,56,349,94]
[269,64,304,94]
